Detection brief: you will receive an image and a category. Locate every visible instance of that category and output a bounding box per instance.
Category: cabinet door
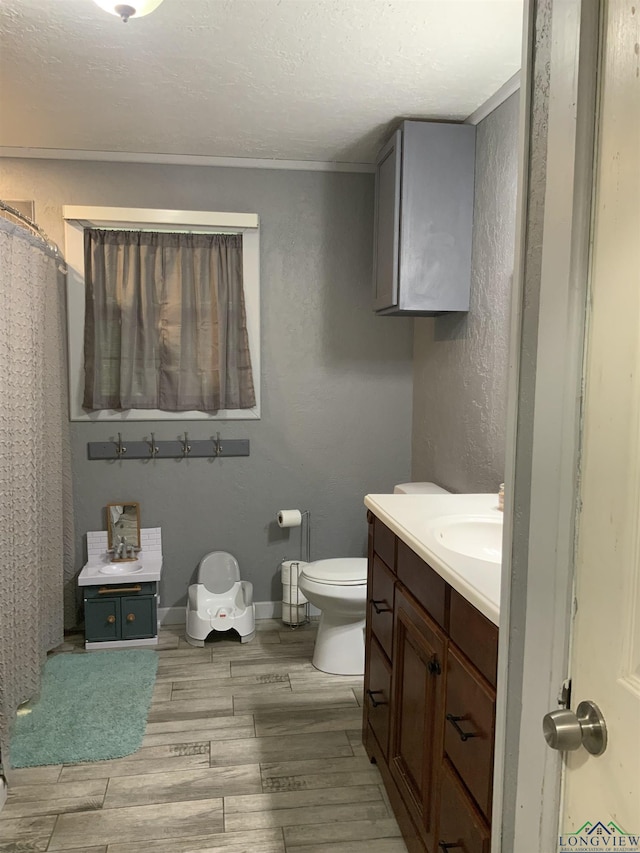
[84,598,119,641]
[120,595,156,640]
[390,584,446,850]
[373,129,402,311]
[398,121,475,313]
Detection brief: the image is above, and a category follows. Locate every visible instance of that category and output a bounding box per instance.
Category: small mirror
[106,502,141,561]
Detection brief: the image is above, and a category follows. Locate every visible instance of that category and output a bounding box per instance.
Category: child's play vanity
[78,503,163,649]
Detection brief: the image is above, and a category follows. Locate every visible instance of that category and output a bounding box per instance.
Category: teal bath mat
[10,649,158,768]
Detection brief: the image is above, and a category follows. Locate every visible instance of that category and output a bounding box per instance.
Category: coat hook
[116,432,127,458]
[182,431,191,458]
[149,432,159,458]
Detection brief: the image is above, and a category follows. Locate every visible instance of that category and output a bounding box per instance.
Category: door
[558,0,640,838]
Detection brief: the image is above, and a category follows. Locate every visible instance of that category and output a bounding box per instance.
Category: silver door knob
[542,700,607,756]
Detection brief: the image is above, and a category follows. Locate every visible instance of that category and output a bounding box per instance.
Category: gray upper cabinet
[373,120,476,315]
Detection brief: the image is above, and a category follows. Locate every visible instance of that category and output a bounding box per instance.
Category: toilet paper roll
[281,602,307,625]
[281,560,308,585]
[277,509,302,528]
[282,585,308,605]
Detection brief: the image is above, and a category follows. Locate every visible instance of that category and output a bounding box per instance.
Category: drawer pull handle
[366,689,388,708]
[126,613,136,622]
[446,713,479,742]
[438,843,463,851]
[427,657,442,676]
[370,599,392,614]
[106,615,116,624]
[98,585,142,595]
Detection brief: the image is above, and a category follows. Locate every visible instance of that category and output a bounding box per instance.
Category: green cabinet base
[84,582,158,647]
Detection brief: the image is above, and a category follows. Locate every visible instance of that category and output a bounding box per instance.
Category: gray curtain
[0,216,71,769]
[83,230,256,412]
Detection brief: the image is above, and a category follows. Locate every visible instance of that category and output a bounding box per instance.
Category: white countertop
[364,493,502,626]
[78,552,163,587]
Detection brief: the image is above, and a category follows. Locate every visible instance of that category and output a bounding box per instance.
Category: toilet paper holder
[277,509,311,630]
[281,560,310,629]
[276,509,311,564]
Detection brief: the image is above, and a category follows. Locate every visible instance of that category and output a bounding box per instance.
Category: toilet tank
[394,482,450,495]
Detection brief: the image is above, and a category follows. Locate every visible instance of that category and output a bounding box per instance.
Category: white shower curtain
[0,216,73,768]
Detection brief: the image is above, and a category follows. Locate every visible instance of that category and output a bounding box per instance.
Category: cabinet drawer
[449,589,498,687]
[397,540,446,629]
[369,555,395,660]
[444,645,495,819]
[366,636,392,760]
[373,518,396,572]
[438,761,490,853]
[84,582,156,599]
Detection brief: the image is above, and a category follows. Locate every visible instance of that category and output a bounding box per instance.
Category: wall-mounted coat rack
[88,432,250,461]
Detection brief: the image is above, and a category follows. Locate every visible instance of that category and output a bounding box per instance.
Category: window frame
[63,206,260,422]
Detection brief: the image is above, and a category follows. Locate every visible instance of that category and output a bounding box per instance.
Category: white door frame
[493,1,601,850]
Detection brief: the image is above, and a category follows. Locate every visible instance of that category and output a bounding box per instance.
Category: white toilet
[298,481,449,676]
[186,551,255,646]
[298,558,368,675]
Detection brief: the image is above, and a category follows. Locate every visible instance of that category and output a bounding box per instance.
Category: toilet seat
[301,558,367,586]
[198,550,241,594]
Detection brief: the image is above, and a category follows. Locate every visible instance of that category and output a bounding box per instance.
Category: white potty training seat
[298,558,368,676]
[186,551,255,646]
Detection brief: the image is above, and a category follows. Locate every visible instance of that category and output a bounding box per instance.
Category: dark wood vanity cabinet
[363,512,498,853]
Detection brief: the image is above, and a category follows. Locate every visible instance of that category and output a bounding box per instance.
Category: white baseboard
[158,601,320,626]
[158,606,187,625]
[85,637,159,650]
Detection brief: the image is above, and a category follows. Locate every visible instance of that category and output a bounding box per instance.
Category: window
[64,207,260,421]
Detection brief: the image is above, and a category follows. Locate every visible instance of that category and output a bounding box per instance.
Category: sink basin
[99,561,142,575]
[427,515,502,565]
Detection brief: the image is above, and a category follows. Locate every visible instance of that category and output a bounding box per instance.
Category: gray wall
[1,159,414,616]
[411,93,519,493]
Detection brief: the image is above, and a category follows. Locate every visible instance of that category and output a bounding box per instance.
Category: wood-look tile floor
[0,621,408,853]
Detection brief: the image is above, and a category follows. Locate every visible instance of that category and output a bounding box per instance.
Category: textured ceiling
[0,0,523,164]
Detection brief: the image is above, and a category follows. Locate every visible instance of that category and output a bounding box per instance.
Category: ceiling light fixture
[93,0,164,23]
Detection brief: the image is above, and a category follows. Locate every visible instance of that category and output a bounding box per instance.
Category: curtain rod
[0,199,65,266]
[87,226,243,235]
